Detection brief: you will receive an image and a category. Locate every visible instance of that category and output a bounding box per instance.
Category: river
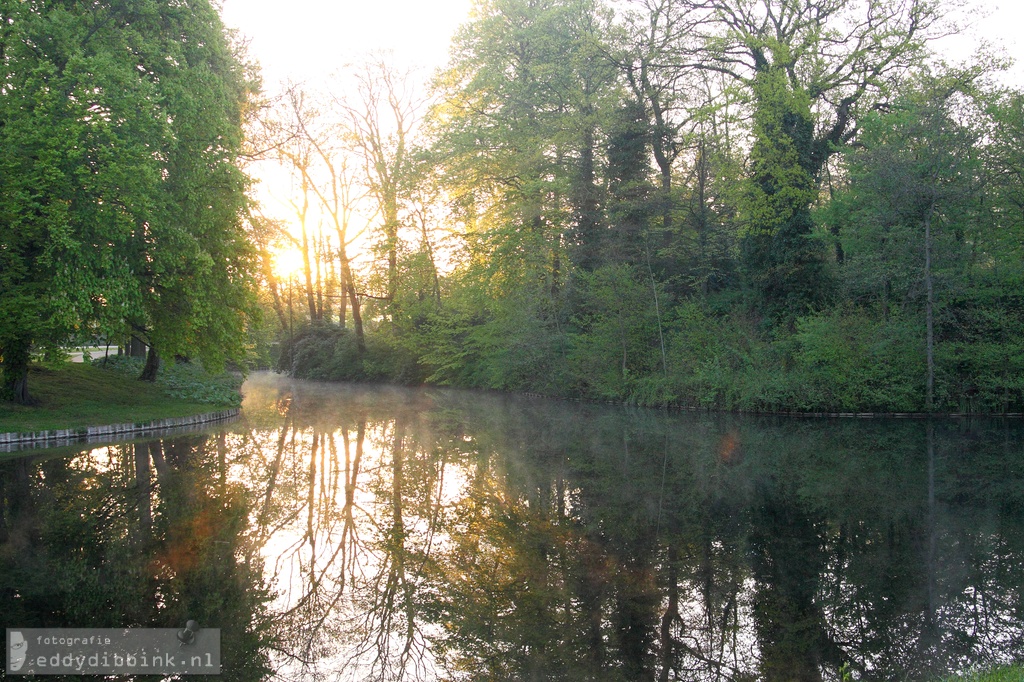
[1,372,1022,681]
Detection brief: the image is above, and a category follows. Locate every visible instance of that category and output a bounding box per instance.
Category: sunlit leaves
[0,0,256,398]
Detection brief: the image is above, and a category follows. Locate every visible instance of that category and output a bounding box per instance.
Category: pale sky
[220,0,475,87]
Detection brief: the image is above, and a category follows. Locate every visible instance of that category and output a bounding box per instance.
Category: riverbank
[0,362,240,434]
[277,305,1024,416]
[944,666,1024,682]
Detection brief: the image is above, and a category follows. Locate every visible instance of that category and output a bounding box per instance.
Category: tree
[0,0,257,397]
[656,0,947,316]
[741,64,832,316]
[430,0,618,285]
[346,59,422,319]
[660,130,743,297]
[837,72,983,410]
[133,1,258,380]
[0,0,152,400]
[288,85,368,350]
[612,0,704,236]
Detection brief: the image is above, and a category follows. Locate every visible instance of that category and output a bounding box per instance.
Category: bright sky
[220,0,475,88]
[220,0,476,276]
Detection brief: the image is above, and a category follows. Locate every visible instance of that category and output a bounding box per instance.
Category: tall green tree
[657,0,945,316]
[430,0,618,287]
[127,0,257,381]
[1,0,152,401]
[0,0,256,399]
[836,72,983,410]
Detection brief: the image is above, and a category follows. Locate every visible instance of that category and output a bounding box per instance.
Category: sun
[272,247,306,282]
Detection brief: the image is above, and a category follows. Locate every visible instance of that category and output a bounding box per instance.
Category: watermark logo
[8,631,27,672]
[5,627,220,675]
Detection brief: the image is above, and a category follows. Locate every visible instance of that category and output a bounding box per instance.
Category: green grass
[0,362,238,435]
[947,667,1024,682]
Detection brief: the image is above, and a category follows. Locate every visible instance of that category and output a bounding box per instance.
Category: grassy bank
[0,361,240,435]
[950,667,1024,682]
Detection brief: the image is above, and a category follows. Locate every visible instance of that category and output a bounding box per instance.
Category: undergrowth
[95,355,243,407]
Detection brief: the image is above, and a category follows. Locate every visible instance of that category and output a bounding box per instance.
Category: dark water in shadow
[2,372,1023,681]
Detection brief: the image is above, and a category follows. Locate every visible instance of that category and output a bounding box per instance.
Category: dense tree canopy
[4,0,1019,413]
[120,0,1021,415]
[0,0,256,401]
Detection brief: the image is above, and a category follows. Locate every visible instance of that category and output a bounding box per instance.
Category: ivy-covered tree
[662,0,946,317]
[605,98,656,267]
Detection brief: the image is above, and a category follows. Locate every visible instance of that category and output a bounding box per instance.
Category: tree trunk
[139,344,159,382]
[346,279,365,353]
[418,209,442,306]
[337,260,348,329]
[335,228,363,350]
[386,209,398,307]
[302,229,317,323]
[641,69,675,234]
[259,247,289,330]
[297,176,318,323]
[924,202,936,411]
[1,335,34,405]
[129,335,147,358]
[315,234,324,321]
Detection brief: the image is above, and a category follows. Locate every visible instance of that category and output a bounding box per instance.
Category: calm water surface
[2,372,1023,681]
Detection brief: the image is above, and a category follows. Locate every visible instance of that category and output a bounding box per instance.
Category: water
[2,372,1023,681]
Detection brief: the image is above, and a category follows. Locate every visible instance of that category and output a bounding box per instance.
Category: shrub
[792,306,924,411]
[94,354,241,406]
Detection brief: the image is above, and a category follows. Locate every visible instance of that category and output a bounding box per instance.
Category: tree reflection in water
[2,373,1023,681]
[0,435,275,681]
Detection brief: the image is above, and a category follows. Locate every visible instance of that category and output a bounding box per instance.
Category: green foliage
[158,362,244,407]
[792,307,924,411]
[567,265,670,402]
[276,323,426,385]
[659,136,743,297]
[422,288,571,394]
[935,288,1024,412]
[430,0,619,278]
[945,667,1024,682]
[663,302,763,409]
[0,0,256,402]
[98,355,242,407]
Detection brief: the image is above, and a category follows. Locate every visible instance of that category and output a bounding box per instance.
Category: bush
[94,354,242,406]
[567,265,668,402]
[278,323,364,381]
[792,306,924,411]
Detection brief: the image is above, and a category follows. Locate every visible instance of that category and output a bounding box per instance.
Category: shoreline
[0,408,240,453]
[518,391,1024,419]
[265,370,1024,419]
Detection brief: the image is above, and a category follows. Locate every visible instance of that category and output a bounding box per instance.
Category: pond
[2,372,1023,681]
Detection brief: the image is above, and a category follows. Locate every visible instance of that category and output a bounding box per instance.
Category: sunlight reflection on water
[2,372,1023,681]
